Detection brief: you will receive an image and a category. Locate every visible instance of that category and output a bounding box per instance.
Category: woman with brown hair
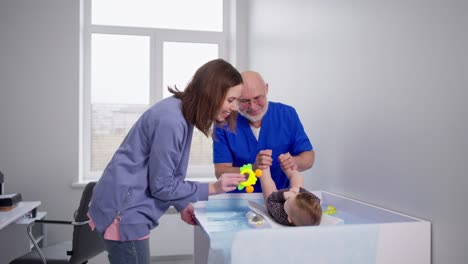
[88,59,246,264]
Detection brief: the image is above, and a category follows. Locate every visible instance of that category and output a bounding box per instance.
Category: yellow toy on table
[323,205,337,215]
[238,164,263,193]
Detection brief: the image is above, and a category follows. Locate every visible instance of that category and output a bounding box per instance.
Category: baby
[259,159,322,226]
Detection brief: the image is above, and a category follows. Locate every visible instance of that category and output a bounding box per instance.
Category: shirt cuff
[196,183,209,201]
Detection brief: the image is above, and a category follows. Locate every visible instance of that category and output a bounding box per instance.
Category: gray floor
[89,252,194,264]
[151,255,193,264]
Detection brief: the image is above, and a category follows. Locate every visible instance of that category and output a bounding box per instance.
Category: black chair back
[69,181,104,264]
[9,181,105,264]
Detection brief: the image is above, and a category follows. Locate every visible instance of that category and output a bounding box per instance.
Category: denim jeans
[103,239,150,264]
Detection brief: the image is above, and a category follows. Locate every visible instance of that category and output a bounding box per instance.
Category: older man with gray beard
[213,71,315,193]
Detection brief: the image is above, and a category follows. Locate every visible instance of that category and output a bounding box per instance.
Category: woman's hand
[209,173,245,195]
[180,204,196,225]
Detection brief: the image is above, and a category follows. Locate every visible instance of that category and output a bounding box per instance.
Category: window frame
[79,0,232,182]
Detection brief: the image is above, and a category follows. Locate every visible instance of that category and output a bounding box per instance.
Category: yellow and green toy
[323,205,337,215]
[238,163,263,193]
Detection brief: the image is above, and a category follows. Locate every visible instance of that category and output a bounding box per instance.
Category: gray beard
[239,101,269,123]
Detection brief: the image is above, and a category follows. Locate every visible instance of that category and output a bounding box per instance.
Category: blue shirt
[213,102,313,193]
[89,96,209,241]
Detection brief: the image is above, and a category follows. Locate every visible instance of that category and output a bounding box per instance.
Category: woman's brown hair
[168,59,242,137]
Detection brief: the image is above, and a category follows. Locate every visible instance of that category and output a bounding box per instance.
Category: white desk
[0,201,41,230]
[0,201,45,263]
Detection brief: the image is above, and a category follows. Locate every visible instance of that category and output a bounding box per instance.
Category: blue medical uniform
[213,102,313,193]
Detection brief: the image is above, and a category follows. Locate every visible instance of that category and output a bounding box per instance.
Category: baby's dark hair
[290,192,322,226]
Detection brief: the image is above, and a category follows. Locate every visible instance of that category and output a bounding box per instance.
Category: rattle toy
[237,163,263,193]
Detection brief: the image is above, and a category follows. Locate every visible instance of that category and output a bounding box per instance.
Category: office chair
[10,181,105,264]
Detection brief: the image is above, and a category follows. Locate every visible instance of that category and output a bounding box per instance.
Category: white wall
[0,0,82,244]
[0,0,195,259]
[247,0,467,263]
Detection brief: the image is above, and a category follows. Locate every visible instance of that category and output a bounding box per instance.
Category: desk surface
[0,201,41,230]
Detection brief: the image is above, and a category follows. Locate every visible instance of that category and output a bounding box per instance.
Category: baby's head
[284,192,322,226]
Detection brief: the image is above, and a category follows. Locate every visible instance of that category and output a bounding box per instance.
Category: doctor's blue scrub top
[213,102,313,193]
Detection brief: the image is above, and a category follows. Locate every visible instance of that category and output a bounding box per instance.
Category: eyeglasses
[239,95,265,106]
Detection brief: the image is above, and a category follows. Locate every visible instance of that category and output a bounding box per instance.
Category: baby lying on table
[259,153,322,226]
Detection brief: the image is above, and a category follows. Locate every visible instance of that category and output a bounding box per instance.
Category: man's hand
[209,173,246,195]
[278,152,298,171]
[254,149,273,170]
[180,204,196,225]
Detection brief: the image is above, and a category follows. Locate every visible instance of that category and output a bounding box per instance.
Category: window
[80,0,232,182]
